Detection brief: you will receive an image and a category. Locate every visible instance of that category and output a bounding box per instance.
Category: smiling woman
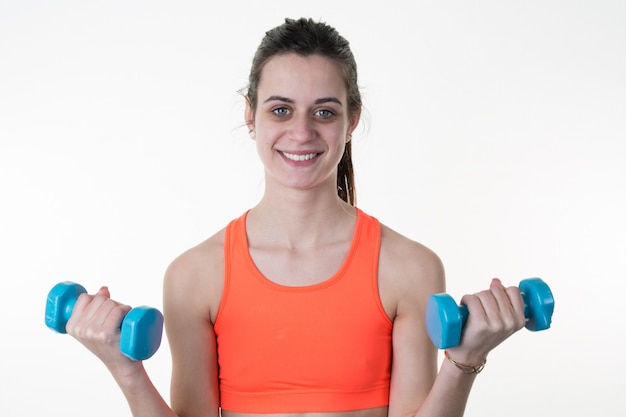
[245,19,362,206]
[246,53,357,195]
[58,17,528,417]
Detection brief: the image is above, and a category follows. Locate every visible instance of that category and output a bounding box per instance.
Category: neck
[248,186,356,250]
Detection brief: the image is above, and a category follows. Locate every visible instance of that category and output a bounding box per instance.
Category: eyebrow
[263,95,343,106]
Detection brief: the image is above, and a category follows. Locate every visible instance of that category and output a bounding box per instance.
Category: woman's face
[246,53,358,195]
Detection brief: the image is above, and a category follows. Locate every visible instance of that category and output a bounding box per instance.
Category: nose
[289,113,315,142]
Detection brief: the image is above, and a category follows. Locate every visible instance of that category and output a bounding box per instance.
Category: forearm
[109,362,178,417]
[414,358,478,417]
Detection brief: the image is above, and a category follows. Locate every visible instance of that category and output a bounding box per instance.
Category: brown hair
[246,18,361,206]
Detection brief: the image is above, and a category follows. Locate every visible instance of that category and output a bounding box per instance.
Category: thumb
[97,286,111,298]
[490,278,503,288]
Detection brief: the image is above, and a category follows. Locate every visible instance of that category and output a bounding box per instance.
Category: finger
[68,295,105,334]
[75,298,129,344]
[70,290,119,335]
[88,300,129,342]
[70,286,110,318]
[89,294,134,332]
[504,285,526,329]
[71,292,95,317]
[485,279,527,335]
[472,286,501,321]
[83,287,115,327]
[103,303,132,332]
[490,277,503,289]
[84,293,112,320]
[459,293,489,327]
[488,278,513,313]
[66,293,99,336]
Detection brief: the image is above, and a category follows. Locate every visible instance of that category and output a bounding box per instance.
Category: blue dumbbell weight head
[120,306,164,361]
[45,281,164,360]
[519,278,554,331]
[45,282,88,333]
[426,277,554,349]
[425,293,468,350]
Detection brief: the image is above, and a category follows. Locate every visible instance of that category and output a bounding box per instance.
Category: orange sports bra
[214,209,393,413]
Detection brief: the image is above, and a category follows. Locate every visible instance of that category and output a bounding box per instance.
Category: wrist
[107,360,147,391]
[444,350,487,374]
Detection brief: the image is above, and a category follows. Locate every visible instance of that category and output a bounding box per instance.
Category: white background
[1,1,625,416]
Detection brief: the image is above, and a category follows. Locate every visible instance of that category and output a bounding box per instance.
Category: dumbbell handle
[45,281,163,361]
[426,277,554,349]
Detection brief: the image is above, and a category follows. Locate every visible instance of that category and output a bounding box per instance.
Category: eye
[315,109,335,119]
[272,107,291,117]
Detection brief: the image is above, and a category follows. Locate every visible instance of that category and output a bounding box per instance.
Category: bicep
[163,252,221,417]
[167,311,219,417]
[388,307,439,417]
[384,239,445,417]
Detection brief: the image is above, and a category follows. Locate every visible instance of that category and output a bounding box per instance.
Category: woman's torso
[183,208,433,417]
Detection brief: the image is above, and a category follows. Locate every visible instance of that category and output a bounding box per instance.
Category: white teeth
[282,152,318,161]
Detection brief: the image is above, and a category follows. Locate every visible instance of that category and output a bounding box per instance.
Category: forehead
[258,54,347,102]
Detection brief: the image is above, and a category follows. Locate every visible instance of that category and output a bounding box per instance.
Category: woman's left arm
[381,227,526,417]
[379,226,444,417]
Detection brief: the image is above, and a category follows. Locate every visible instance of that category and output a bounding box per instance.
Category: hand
[65,286,136,371]
[447,278,526,364]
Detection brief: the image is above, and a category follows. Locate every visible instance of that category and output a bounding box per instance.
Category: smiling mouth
[281,152,320,162]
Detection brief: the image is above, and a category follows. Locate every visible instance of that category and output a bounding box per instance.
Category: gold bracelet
[444,350,487,374]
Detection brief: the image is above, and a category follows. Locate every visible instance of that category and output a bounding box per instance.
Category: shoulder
[377,221,445,319]
[164,227,227,323]
[165,227,226,280]
[378,222,444,289]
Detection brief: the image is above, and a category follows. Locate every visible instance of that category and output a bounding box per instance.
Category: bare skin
[64,53,526,417]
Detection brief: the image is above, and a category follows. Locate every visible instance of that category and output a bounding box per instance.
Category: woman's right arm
[66,234,223,417]
[163,234,224,417]
[66,287,177,417]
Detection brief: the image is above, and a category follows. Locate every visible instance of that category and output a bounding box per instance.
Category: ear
[244,96,255,136]
[347,108,361,140]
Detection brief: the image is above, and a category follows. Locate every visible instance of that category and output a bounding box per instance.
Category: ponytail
[337,141,355,206]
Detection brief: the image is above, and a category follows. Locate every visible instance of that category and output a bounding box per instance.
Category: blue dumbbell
[45,281,164,361]
[426,277,554,349]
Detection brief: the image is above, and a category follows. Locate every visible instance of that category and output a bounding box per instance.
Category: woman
[66,18,526,417]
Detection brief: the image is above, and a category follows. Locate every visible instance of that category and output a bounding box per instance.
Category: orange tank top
[214,208,393,413]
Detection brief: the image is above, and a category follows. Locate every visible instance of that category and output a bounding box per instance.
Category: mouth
[280,151,320,162]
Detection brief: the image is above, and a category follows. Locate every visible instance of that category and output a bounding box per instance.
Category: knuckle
[76,293,91,303]
[461,293,480,307]
[111,304,131,319]
[502,317,517,333]
[73,293,92,310]
[488,320,505,334]
[101,297,116,308]
[93,294,109,304]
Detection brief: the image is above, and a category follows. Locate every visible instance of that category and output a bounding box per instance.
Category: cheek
[255,135,275,158]
[330,126,350,146]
